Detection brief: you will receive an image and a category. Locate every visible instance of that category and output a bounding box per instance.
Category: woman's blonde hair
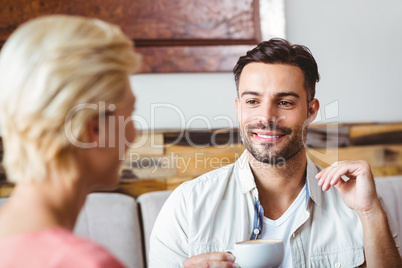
[0,15,141,183]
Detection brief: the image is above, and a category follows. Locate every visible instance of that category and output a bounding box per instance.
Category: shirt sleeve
[149,183,190,267]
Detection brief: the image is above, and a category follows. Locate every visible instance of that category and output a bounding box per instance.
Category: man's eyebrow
[241,91,261,98]
[276,92,300,98]
[240,91,300,98]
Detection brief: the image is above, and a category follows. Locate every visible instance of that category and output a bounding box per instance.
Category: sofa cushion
[137,190,172,266]
[74,193,144,268]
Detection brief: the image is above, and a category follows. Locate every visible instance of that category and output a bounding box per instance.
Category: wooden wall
[0,0,260,73]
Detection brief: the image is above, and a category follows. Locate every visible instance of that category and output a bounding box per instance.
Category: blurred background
[1,0,402,193]
[132,0,402,129]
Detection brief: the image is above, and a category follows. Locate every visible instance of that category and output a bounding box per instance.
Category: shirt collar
[235,151,257,194]
[305,155,322,206]
[235,150,322,206]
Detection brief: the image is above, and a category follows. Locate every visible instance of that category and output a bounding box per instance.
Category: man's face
[235,63,318,165]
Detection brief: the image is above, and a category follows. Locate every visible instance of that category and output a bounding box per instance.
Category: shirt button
[335,262,341,268]
[253,229,260,235]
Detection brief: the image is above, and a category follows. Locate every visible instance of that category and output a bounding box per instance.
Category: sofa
[0,177,401,267]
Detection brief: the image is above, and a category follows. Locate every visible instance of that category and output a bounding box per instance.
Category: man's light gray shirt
[149,151,399,267]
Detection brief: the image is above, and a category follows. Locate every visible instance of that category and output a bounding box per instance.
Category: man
[149,38,401,267]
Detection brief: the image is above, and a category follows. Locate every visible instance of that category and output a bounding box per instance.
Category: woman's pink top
[0,227,125,268]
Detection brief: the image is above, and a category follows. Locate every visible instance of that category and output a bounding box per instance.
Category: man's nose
[258,102,279,123]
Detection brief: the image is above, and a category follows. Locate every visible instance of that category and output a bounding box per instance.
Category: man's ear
[306,98,320,126]
[235,97,239,114]
[235,97,242,123]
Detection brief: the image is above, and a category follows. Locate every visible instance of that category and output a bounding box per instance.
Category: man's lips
[251,131,286,142]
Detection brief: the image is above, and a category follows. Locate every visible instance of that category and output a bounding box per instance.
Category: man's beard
[241,122,306,165]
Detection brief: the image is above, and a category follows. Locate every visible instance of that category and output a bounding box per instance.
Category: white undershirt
[260,184,307,268]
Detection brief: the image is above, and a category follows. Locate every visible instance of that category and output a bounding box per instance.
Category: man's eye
[278,101,292,107]
[246,100,258,105]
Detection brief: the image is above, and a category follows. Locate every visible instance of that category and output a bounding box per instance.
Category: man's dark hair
[233,38,320,102]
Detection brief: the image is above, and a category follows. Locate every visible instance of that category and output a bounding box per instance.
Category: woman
[0,15,141,267]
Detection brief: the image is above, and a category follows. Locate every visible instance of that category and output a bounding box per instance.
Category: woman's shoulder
[0,227,125,268]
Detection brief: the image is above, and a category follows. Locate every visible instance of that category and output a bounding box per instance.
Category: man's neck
[248,149,307,220]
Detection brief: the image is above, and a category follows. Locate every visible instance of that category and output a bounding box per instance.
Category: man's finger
[207,261,240,268]
[184,252,235,266]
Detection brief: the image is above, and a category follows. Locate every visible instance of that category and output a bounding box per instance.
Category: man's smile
[252,131,287,143]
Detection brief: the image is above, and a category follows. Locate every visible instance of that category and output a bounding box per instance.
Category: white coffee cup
[233,239,284,268]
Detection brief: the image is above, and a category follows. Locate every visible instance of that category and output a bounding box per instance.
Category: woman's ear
[86,115,100,143]
[307,98,320,126]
